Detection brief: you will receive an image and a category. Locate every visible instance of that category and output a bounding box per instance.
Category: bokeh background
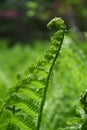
[0,0,87,45]
[0,1,87,129]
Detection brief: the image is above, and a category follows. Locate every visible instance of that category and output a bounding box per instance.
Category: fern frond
[0,17,66,130]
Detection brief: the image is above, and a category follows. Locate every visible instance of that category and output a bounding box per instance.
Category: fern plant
[0,17,66,130]
[65,89,87,130]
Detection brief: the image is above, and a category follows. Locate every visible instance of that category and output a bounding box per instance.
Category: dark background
[0,0,87,45]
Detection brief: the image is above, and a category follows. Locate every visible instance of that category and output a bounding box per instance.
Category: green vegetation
[0,17,87,130]
[0,18,66,130]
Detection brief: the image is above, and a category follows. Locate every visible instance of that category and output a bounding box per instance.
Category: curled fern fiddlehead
[0,17,66,130]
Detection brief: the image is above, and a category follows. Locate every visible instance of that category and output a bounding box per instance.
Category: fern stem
[37,29,65,130]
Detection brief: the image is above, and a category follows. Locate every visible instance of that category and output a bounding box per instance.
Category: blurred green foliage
[41,36,87,129]
[0,1,87,129]
[0,35,87,129]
